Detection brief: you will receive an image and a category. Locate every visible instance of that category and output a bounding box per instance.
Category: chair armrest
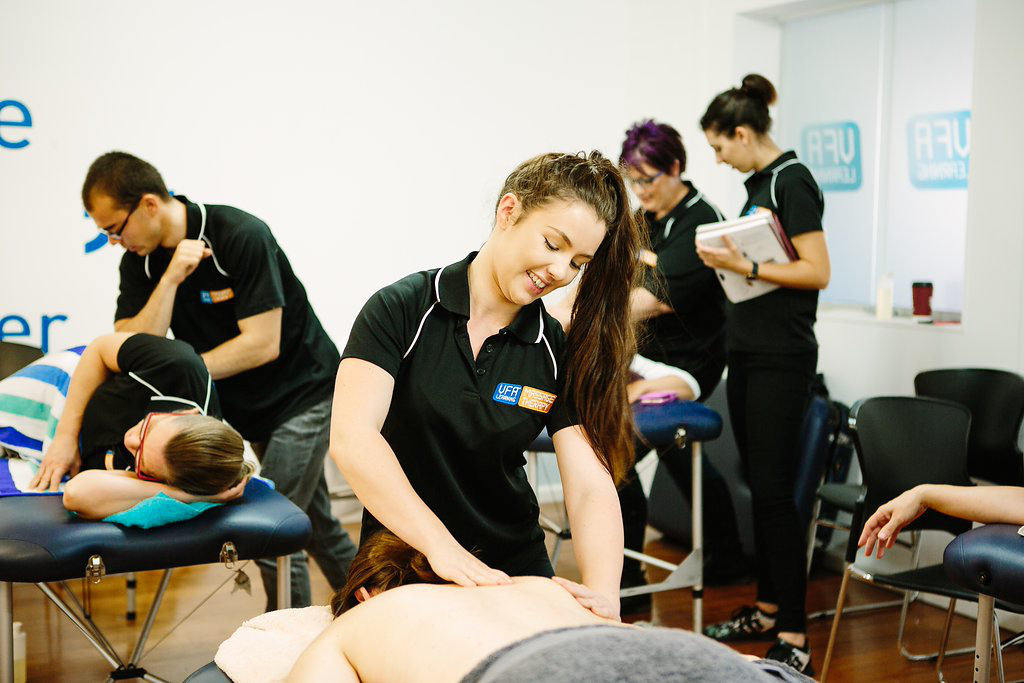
[944,524,1024,604]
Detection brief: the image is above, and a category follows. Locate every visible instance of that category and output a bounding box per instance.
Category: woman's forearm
[57,333,134,439]
[565,480,623,600]
[332,429,457,556]
[920,484,1024,525]
[62,470,184,519]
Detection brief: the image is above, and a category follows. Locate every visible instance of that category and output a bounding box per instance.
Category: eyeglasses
[99,199,141,241]
[628,171,664,189]
[135,412,173,482]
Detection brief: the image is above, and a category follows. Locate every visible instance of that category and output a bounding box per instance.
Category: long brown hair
[162,414,250,495]
[498,152,644,485]
[330,531,445,617]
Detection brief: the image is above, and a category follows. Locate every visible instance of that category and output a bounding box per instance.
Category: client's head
[124,411,249,495]
[330,531,445,617]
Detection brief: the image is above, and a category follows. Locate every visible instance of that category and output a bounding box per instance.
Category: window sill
[817,305,963,331]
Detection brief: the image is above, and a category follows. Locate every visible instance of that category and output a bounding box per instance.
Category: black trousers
[619,439,744,588]
[727,349,817,633]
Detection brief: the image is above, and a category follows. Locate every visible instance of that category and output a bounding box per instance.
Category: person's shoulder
[206,205,275,242]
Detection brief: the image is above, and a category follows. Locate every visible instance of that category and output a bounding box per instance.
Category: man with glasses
[79,151,356,610]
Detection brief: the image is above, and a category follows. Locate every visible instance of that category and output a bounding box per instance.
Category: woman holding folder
[695,74,830,675]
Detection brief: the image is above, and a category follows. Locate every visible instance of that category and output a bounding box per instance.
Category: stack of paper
[695,212,796,303]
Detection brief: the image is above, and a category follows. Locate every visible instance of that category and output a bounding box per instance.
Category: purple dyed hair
[619,119,687,176]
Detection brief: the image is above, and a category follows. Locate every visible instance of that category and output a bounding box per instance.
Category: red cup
[912,282,933,317]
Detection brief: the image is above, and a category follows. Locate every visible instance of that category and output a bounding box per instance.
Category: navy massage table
[0,478,311,683]
[527,400,722,631]
[944,523,1024,682]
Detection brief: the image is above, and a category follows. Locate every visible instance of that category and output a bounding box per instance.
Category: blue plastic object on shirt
[102,492,221,529]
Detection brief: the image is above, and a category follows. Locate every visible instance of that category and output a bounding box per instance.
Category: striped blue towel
[0,347,85,495]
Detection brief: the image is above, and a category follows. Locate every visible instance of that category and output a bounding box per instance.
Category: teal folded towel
[103,492,221,529]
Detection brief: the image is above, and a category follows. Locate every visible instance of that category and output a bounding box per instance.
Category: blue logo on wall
[492,383,523,406]
[907,111,970,190]
[0,100,32,150]
[801,122,862,192]
[0,314,67,353]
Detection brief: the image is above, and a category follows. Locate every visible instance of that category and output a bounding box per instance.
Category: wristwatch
[746,261,759,282]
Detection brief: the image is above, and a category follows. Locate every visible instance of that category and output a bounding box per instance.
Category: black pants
[727,349,817,633]
[619,439,744,587]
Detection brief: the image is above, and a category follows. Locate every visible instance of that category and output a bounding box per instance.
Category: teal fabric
[103,492,221,529]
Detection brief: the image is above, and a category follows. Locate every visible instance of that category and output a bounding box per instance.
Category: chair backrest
[0,341,44,381]
[850,396,974,541]
[915,368,1024,485]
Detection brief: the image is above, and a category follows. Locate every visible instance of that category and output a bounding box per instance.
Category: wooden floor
[17,518,1022,682]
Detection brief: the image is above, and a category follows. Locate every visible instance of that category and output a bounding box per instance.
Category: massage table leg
[1,582,11,683]
[277,555,292,610]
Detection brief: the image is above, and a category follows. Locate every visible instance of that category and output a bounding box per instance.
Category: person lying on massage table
[860,484,1024,559]
[27,332,250,517]
[286,530,811,683]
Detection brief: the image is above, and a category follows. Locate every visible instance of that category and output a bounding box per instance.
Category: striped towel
[0,347,85,496]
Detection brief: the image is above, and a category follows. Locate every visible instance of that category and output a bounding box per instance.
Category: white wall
[0,0,719,353]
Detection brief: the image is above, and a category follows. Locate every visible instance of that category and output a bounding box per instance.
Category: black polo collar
[436,252,547,344]
[745,150,798,188]
[173,195,203,240]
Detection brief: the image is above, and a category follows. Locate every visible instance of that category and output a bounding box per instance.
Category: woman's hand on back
[426,541,512,587]
[551,576,621,621]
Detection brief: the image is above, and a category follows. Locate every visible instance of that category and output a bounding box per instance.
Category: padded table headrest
[528,401,723,453]
[0,479,311,583]
[944,523,1024,606]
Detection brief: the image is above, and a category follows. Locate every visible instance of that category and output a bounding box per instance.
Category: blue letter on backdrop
[907,111,970,190]
[802,122,861,192]
[0,100,32,149]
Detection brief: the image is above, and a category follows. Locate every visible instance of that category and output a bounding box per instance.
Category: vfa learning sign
[801,122,861,192]
[907,111,970,190]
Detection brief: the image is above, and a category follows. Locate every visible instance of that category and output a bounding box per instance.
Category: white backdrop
[1,0,725,352]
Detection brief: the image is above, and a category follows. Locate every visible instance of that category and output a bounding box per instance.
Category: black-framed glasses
[628,171,665,189]
[100,198,141,241]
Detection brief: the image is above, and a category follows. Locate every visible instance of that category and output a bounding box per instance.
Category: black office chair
[820,396,975,682]
[915,368,1024,487]
[0,341,43,380]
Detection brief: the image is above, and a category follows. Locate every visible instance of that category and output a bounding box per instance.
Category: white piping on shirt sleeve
[403,303,437,359]
[629,354,701,401]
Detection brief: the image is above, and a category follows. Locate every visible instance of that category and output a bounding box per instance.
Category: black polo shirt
[115,196,340,442]
[640,182,727,397]
[730,151,824,354]
[342,252,576,570]
[80,333,222,472]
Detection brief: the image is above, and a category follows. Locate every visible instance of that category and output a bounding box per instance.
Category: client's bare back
[289,577,629,683]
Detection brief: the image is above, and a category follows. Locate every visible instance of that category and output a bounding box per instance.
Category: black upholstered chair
[820,396,974,682]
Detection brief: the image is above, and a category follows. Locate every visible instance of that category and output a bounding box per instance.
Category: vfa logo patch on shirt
[199,288,235,304]
[492,383,556,414]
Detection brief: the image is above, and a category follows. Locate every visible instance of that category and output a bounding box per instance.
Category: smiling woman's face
[491,197,607,306]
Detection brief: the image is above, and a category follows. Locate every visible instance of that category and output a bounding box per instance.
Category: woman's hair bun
[740,74,777,107]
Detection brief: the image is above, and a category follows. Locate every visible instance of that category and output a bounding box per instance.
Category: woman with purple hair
[616,120,747,616]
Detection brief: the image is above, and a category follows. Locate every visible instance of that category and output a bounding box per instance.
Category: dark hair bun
[740,74,777,107]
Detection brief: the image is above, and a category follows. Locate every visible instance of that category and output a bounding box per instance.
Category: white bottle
[13,621,25,683]
[875,273,894,321]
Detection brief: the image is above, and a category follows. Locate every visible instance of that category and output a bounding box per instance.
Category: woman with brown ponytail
[696,75,830,675]
[330,152,643,620]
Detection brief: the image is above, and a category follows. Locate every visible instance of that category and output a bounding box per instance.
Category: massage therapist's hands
[858,485,929,559]
[696,235,751,275]
[29,433,82,492]
[163,239,212,286]
[551,576,621,621]
[426,541,512,588]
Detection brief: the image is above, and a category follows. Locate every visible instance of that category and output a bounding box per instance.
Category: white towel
[214,605,333,682]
